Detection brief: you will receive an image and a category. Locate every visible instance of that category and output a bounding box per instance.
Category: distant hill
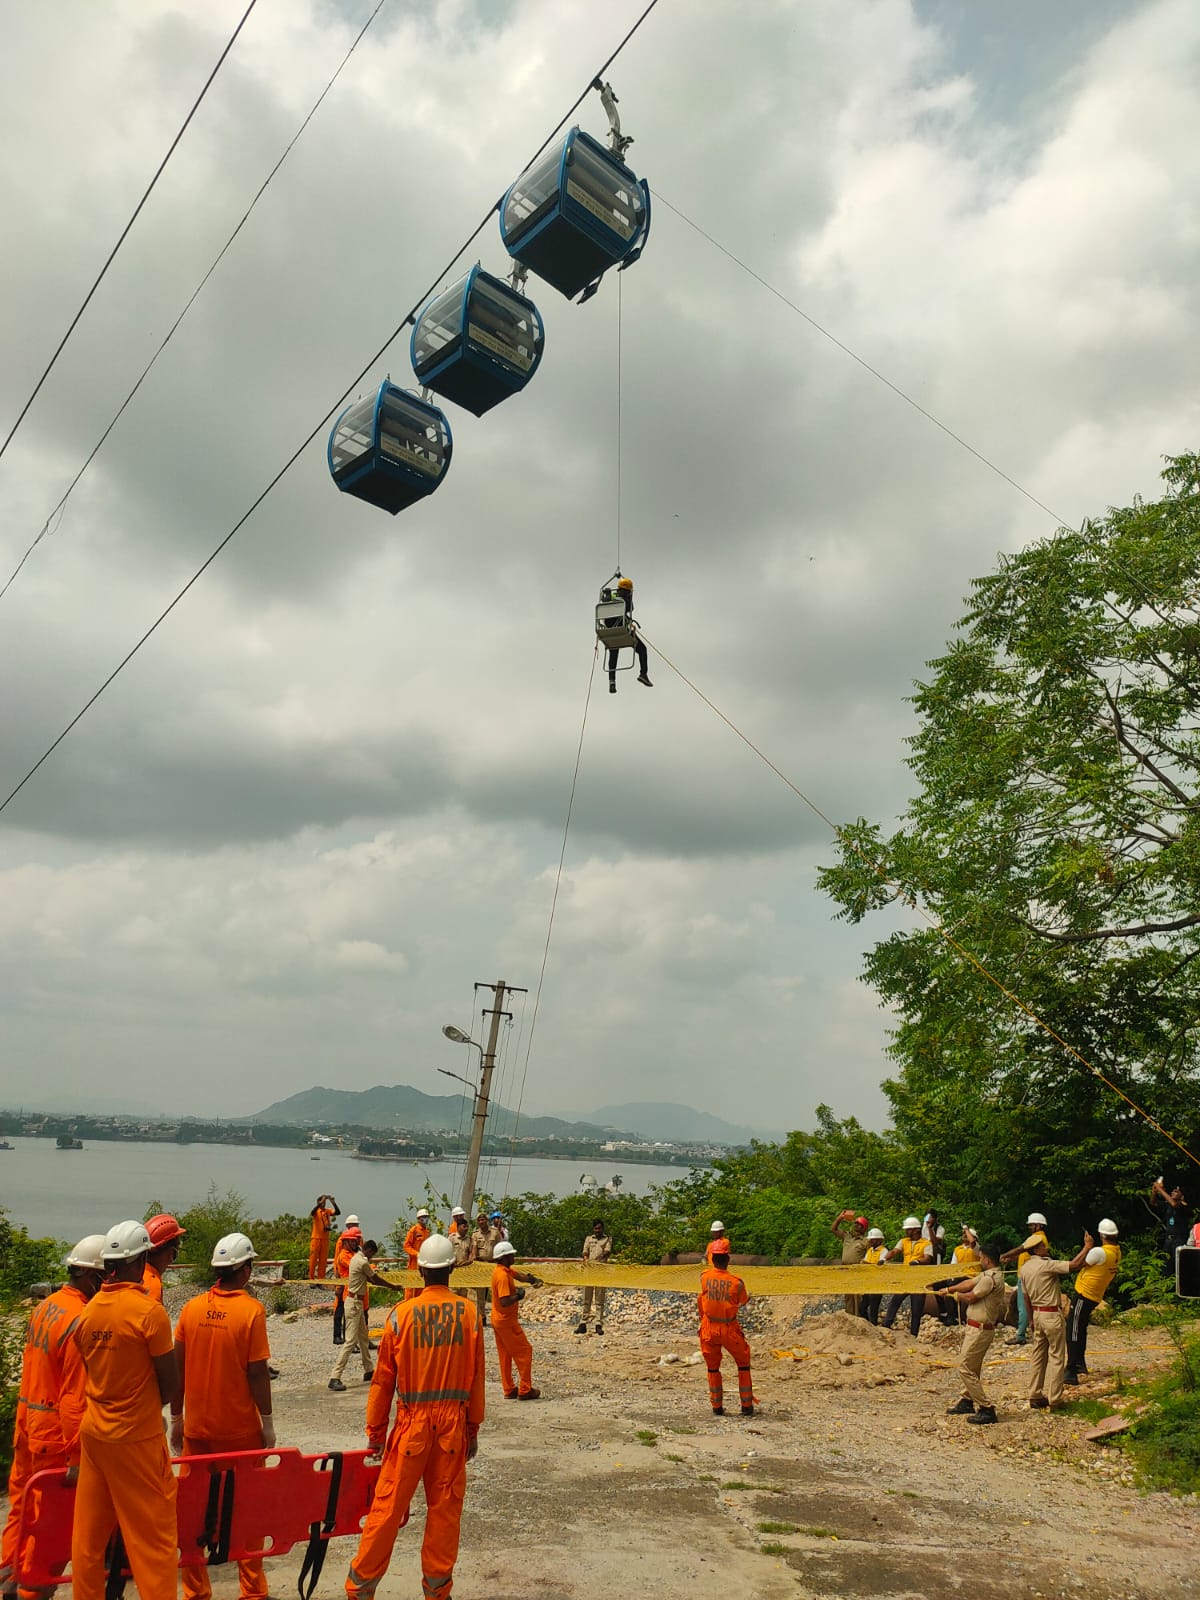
[587,1102,772,1145]
[249,1083,622,1141]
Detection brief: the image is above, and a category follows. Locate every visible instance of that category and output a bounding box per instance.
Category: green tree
[819,454,1200,1227]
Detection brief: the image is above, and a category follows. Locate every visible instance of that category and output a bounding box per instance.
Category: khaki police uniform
[957,1266,1006,1407]
[1018,1252,1071,1405]
[469,1224,501,1323]
[332,1251,375,1383]
[839,1232,868,1315]
[580,1231,612,1322]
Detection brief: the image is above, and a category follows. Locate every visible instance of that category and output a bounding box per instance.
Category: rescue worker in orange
[346,1233,485,1600]
[141,1213,186,1303]
[705,1221,728,1262]
[170,1232,274,1600]
[698,1238,755,1416]
[308,1195,339,1280]
[489,1241,544,1401]
[332,1216,363,1345]
[1,1235,105,1600]
[71,1220,179,1600]
[402,1209,433,1303]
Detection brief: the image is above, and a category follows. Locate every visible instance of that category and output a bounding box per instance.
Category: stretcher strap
[297,1451,344,1600]
[103,1531,127,1600]
[200,1468,235,1565]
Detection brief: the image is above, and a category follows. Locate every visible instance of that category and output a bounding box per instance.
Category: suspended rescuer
[345,1234,485,1600]
[942,1239,1007,1425]
[71,1221,179,1600]
[141,1213,186,1303]
[999,1210,1048,1344]
[330,1241,395,1391]
[1019,1232,1092,1410]
[880,1217,934,1336]
[1,1234,105,1600]
[171,1232,274,1600]
[489,1241,544,1400]
[309,1195,339,1280]
[1066,1219,1121,1386]
[469,1211,501,1327]
[602,575,652,693]
[831,1210,869,1315]
[697,1238,755,1417]
[576,1218,612,1335]
[332,1216,363,1345]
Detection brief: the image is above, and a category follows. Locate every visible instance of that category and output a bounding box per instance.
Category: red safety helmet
[145,1213,187,1247]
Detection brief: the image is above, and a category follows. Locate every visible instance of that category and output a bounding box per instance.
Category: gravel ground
[17,1283,1196,1600]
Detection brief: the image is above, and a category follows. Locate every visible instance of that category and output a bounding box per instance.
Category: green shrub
[1123,1330,1200,1493]
[0,1208,64,1304]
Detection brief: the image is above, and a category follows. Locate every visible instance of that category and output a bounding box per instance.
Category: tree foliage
[818,454,1200,1226]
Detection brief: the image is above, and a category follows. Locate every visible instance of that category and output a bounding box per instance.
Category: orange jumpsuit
[332,1230,362,1333]
[705,1237,728,1263]
[697,1264,753,1413]
[489,1262,534,1397]
[309,1206,335,1279]
[142,1260,165,1303]
[71,1281,177,1600]
[1,1284,89,1597]
[346,1286,484,1600]
[175,1285,272,1600]
[402,1223,431,1301]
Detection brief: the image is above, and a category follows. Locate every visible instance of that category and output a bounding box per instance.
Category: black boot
[967,1406,997,1425]
[946,1397,975,1415]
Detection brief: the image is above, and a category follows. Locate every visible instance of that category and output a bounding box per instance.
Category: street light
[437,1067,475,1091]
[442,1024,479,1047]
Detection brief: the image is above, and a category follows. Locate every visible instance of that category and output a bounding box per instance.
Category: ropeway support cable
[639,628,1200,1175]
[0,0,260,469]
[0,0,390,606]
[502,646,600,1196]
[0,0,666,823]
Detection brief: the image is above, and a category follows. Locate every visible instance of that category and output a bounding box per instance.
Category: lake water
[0,1139,694,1242]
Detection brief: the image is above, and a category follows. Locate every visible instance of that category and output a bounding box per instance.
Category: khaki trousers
[958,1324,997,1406]
[332,1299,372,1380]
[1028,1308,1067,1404]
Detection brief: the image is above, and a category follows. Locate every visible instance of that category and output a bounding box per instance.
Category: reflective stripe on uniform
[18,1397,59,1412]
[396,1389,470,1405]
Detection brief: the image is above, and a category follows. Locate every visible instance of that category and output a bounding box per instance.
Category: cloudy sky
[1,0,1197,1133]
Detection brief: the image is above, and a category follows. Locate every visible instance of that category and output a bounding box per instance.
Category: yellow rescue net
[311,1263,963,1296]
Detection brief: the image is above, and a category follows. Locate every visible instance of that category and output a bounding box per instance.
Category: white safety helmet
[416,1208,430,1220]
[902,1216,921,1230]
[1026,1211,1048,1227]
[866,1228,884,1242]
[211,1233,257,1269]
[710,1221,725,1233]
[451,1206,466,1218]
[493,1240,517,1260]
[66,1234,108,1271]
[103,1220,152,1261]
[1097,1218,1119,1237]
[345,1214,360,1227]
[417,1234,456,1269]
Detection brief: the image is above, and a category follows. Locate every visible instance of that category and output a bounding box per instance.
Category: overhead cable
[0,0,390,606]
[0,0,260,469]
[641,628,1200,1174]
[0,0,665,822]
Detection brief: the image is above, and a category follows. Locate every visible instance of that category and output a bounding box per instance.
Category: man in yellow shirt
[1066,1220,1121,1385]
[858,1228,888,1326]
[880,1217,933,1337]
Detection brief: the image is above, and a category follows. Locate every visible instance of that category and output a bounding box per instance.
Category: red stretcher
[16,1447,396,1598]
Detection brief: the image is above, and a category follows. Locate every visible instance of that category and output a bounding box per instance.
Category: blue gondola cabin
[500,127,650,301]
[327,382,452,515]
[410,266,545,417]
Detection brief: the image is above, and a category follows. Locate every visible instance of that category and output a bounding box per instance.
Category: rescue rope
[639,630,1200,1174]
[501,646,600,1196]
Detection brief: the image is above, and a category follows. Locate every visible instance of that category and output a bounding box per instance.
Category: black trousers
[607,641,648,685]
[859,1294,881,1325]
[882,1291,924,1336]
[1066,1293,1097,1372]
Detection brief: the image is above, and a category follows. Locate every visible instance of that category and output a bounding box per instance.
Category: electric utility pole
[459,979,526,1216]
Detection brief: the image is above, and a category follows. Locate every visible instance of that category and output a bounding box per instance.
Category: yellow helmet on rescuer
[617,576,633,591]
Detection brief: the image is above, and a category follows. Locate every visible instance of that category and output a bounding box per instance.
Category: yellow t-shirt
[1017,1230,1047,1270]
[1075,1242,1121,1304]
